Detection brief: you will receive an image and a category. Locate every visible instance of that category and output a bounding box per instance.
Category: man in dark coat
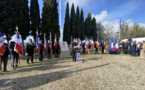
[82,40,85,54]
[38,40,44,61]
[26,39,36,64]
[47,40,51,59]
[1,42,10,72]
[72,38,78,62]
[10,41,19,69]
[101,40,104,54]
[55,41,60,58]
[94,41,98,54]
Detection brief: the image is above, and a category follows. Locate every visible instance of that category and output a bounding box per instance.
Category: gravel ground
[0,54,145,90]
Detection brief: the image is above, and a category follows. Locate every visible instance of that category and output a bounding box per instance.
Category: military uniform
[38,43,44,61]
[26,43,36,64]
[10,41,19,69]
[72,41,78,62]
[101,42,104,54]
[55,42,60,58]
[47,43,51,59]
[1,43,10,72]
[94,42,98,54]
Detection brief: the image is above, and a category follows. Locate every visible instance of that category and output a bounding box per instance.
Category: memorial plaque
[59,41,71,58]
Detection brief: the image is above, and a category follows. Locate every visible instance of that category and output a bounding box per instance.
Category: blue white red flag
[14,31,23,55]
[44,33,47,51]
[0,30,5,56]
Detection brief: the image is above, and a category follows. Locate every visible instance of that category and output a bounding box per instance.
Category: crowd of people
[122,40,145,56]
[1,38,60,72]
[71,38,106,62]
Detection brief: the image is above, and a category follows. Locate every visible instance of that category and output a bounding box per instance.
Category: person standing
[72,38,78,62]
[101,40,104,54]
[55,41,60,58]
[88,41,92,54]
[26,39,36,64]
[94,41,98,54]
[38,40,44,61]
[1,41,10,72]
[10,41,19,69]
[47,40,51,59]
[131,41,136,56]
[82,40,85,54]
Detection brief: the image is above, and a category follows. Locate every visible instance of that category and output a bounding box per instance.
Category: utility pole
[59,0,61,41]
[119,18,121,40]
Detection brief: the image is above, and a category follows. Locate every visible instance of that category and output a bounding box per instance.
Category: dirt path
[0,54,145,90]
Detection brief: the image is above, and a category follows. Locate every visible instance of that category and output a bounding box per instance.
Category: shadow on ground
[0,63,110,89]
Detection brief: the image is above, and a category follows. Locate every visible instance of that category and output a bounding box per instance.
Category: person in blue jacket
[131,41,136,56]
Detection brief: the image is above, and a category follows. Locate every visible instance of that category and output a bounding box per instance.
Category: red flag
[0,31,5,56]
[14,31,23,55]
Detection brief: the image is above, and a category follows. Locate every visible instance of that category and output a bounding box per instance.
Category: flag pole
[50,32,52,59]
[0,56,2,75]
[16,26,20,67]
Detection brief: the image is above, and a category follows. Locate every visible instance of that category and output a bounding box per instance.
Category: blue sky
[31,0,145,27]
[9,0,145,42]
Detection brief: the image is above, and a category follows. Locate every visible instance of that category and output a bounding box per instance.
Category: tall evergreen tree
[41,0,59,43]
[15,0,30,55]
[63,2,70,44]
[30,0,40,41]
[80,8,85,40]
[70,3,76,37]
[92,17,97,41]
[76,6,81,38]
[0,0,16,44]
[85,12,92,38]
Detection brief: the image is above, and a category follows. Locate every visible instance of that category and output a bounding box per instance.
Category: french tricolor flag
[85,37,88,50]
[0,30,6,56]
[14,31,23,55]
[49,33,52,51]
[44,34,47,51]
[54,35,57,48]
[36,31,41,52]
[97,39,99,49]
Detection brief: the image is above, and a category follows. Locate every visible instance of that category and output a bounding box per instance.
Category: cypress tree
[70,3,76,38]
[92,17,97,41]
[76,6,81,38]
[85,12,92,38]
[63,2,70,44]
[0,0,16,44]
[41,0,59,43]
[80,8,85,40]
[30,0,40,41]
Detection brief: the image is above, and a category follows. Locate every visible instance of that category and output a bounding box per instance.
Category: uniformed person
[101,40,104,54]
[88,41,92,54]
[10,41,19,69]
[1,39,10,72]
[55,41,60,58]
[72,38,78,62]
[94,41,98,54]
[26,39,36,64]
[82,40,85,54]
[47,40,51,59]
[38,40,44,61]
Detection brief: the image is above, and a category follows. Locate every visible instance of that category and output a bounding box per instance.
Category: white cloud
[92,10,108,22]
[93,10,145,34]
[65,0,91,8]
